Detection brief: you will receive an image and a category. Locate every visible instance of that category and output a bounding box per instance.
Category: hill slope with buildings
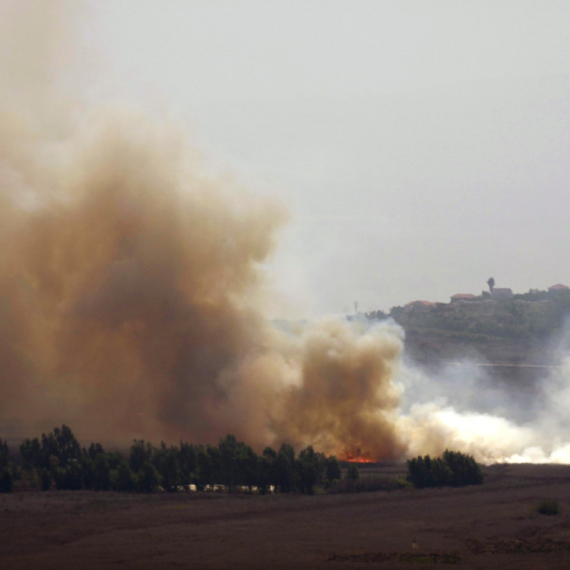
[368,284,570,368]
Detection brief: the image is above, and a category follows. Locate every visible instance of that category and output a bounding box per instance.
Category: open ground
[2,463,570,569]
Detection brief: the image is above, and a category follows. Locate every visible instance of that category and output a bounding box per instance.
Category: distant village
[408,283,568,311]
[366,282,570,342]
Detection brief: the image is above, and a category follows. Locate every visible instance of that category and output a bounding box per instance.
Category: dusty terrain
[2,464,570,569]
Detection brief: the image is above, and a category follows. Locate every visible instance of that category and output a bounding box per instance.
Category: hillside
[368,286,570,371]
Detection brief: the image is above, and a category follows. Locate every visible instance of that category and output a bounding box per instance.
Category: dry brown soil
[2,463,570,569]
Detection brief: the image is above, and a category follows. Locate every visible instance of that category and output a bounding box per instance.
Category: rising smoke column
[6,1,570,464]
[274,318,407,459]
[0,3,410,454]
[0,110,290,446]
[0,111,410,457]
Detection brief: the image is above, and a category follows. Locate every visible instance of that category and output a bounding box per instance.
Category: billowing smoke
[0,110,282,445]
[274,319,407,459]
[0,1,411,456]
[0,67,410,453]
[4,2,570,464]
[0,96,411,457]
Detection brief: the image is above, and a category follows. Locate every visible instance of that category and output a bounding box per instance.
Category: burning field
[4,4,570,569]
[3,1,570,466]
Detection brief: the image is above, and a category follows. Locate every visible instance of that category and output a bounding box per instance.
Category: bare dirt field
[2,463,570,569]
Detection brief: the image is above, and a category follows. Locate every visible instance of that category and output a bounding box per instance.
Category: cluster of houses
[404,284,569,314]
[452,288,513,302]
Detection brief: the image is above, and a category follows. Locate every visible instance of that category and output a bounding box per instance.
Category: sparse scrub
[533,499,560,516]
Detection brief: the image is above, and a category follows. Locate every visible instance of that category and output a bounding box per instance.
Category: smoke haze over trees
[5,3,570,468]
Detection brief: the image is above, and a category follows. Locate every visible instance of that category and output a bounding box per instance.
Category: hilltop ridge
[366,284,570,370]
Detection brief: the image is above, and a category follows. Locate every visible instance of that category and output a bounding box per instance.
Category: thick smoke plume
[0,85,412,457]
[0,1,409,457]
[0,78,410,455]
[4,2,570,464]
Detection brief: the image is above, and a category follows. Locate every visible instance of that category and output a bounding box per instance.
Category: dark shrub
[346,464,359,481]
[93,454,110,491]
[296,446,322,494]
[0,467,13,493]
[115,461,135,492]
[325,457,342,485]
[274,443,296,493]
[136,462,161,493]
[534,499,560,516]
[0,439,10,469]
[40,469,51,491]
[442,450,483,486]
[407,451,483,488]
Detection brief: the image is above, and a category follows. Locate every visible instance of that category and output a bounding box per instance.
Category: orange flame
[338,449,374,463]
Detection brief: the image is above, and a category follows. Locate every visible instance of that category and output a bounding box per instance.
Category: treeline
[1,427,484,495]
[407,450,483,488]
[4,425,345,495]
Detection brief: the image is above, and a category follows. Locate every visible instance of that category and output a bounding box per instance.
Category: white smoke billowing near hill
[4,1,570,464]
[396,345,570,464]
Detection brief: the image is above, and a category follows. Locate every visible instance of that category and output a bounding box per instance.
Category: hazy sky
[29,2,570,315]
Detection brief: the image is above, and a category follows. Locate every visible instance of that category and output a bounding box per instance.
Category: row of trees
[406,450,483,488]
[3,429,485,495]
[14,425,346,495]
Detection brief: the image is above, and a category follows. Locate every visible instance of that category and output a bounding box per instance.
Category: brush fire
[4,1,570,467]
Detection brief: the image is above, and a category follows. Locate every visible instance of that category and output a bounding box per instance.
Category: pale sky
[28,2,570,315]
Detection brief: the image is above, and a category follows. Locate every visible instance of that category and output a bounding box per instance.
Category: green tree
[59,460,83,490]
[487,277,495,292]
[442,450,483,486]
[20,437,42,471]
[274,443,296,493]
[346,464,359,481]
[195,446,213,490]
[39,468,51,491]
[0,468,13,493]
[136,461,161,493]
[0,440,18,492]
[218,435,242,490]
[93,454,110,491]
[407,451,482,488]
[115,460,135,492]
[80,456,95,489]
[179,442,197,486]
[258,447,277,494]
[42,425,81,467]
[153,443,180,492]
[296,446,322,494]
[87,442,105,460]
[241,446,259,492]
[325,456,342,485]
[129,440,154,473]
[0,439,10,469]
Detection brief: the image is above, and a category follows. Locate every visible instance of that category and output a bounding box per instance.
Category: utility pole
[354,301,358,314]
